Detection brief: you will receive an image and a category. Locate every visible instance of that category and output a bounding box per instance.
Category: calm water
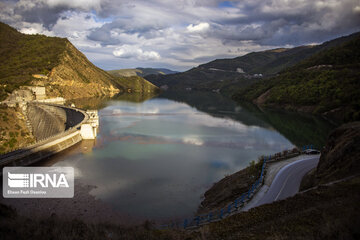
[45,93,333,220]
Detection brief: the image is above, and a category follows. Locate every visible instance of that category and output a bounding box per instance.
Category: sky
[1,0,360,71]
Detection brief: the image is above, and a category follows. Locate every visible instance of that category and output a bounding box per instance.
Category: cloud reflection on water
[54,97,294,220]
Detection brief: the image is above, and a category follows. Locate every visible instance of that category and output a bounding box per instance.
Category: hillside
[109,75,159,94]
[0,22,158,101]
[234,33,360,123]
[108,67,177,78]
[145,32,360,94]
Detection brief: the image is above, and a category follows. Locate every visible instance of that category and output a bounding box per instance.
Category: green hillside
[233,34,360,123]
[0,22,67,100]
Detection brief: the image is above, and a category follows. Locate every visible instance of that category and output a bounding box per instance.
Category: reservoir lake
[42,92,333,220]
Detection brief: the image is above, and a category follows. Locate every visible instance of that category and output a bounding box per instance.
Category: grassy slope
[0,22,66,100]
[233,34,360,122]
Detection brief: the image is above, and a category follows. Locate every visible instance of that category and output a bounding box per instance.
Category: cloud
[18,21,54,35]
[187,22,210,32]
[0,0,360,71]
[46,0,102,10]
[113,45,161,61]
[183,136,204,146]
[354,5,360,13]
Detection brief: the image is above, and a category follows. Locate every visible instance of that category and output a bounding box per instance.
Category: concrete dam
[25,103,85,141]
[0,103,99,168]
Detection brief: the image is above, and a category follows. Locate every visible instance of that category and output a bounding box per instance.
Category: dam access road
[243,155,320,211]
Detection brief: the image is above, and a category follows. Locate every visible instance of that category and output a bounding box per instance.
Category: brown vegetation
[0,106,35,153]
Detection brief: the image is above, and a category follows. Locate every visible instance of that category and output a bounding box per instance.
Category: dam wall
[0,103,91,168]
[25,103,86,141]
[26,103,67,141]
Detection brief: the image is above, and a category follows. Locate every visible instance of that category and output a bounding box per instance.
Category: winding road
[244,155,320,210]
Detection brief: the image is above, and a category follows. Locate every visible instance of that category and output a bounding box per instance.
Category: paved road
[246,155,320,209]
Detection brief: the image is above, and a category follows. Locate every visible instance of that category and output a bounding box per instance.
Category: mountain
[108,67,177,78]
[137,67,178,76]
[152,68,178,75]
[234,32,360,123]
[0,22,157,101]
[144,32,360,95]
[108,68,142,77]
[109,75,159,94]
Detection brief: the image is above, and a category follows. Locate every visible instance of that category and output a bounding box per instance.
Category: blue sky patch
[218,1,236,8]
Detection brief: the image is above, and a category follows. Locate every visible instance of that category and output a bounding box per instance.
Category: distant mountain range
[144,32,360,95]
[108,67,178,78]
[144,31,360,123]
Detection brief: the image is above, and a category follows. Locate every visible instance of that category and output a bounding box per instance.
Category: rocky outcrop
[46,41,121,99]
[301,121,360,189]
[315,121,360,183]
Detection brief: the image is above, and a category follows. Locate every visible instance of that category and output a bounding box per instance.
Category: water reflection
[159,91,335,148]
[45,92,334,220]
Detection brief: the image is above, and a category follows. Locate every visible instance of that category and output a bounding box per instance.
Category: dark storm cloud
[207,0,360,46]
[14,4,66,29]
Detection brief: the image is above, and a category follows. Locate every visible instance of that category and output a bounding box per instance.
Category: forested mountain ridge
[233,32,360,123]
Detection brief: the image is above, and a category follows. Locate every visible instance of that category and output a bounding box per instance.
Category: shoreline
[0,181,143,226]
